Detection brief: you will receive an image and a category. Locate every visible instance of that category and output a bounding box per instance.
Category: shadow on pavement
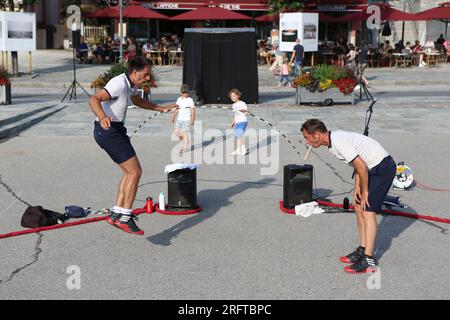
[0,105,56,128]
[0,106,67,143]
[147,177,275,246]
[376,206,448,260]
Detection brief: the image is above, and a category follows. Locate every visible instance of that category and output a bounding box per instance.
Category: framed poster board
[279,12,318,52]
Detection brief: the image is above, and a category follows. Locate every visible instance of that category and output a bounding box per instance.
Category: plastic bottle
[343,197,349,211]
[159,192,165,211]
[146,197,154,214]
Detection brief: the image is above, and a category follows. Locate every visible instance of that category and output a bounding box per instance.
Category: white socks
[113,206,132,215]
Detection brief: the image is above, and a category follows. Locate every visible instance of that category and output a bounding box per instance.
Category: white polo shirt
[328,130,389,170]
[99,73,139,123]
[232,100,248,123]
[175,96,195,121]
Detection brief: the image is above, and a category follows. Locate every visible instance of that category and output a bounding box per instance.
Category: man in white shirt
[143,39,153,53]
[89,56,177,235]
[301,119,396,274]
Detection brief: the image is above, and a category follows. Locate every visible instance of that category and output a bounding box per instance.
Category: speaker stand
[61,47,90,102]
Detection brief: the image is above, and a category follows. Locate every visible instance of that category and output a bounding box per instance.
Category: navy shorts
[94,121,136,164]
[366,155,396,213]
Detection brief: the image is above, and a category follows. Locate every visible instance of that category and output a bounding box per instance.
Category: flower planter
[0,83,12,105]
[296,86,354,106]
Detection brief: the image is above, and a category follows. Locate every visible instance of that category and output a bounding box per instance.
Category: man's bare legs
[117,156,142,210]
[353,203,377,256]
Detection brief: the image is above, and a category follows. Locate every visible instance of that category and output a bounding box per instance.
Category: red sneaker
[111,214,144,235]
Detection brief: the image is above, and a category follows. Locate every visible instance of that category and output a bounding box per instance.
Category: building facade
[27,0,450,49]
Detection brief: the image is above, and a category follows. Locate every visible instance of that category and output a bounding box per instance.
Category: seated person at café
[142,39,153,56]
[92,42,106,64]
[394,40,405,53]
[436,34,445,50]
[402,42,413,55]
[417,37,436,67]
[411,40,422,66]
[76,36,89,63]
[124,38,137,62]
[443,38,450,53]
[380,40,393,66]
[423,36,435,51]
[160,45,169,65]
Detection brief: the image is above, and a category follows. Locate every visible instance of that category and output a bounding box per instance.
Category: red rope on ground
[154,203,202,215]
[279,200,450,225]
[0,207,149,240]
[0,216,108,240]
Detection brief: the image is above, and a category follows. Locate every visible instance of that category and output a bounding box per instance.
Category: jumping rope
[2,104,450,240]
[128,104,305,159]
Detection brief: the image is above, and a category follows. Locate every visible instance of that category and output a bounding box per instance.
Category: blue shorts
[365,155,396,213]
[234,122,247,138]
[94,121,136,164]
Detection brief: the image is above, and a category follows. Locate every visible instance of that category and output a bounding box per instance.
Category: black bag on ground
[21,206,67,228]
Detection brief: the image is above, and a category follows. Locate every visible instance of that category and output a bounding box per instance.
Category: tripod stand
[351,65,377,179]
[61,46,90,102]
[355,65,375,104]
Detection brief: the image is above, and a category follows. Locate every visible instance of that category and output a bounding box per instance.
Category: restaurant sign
[147,2,266,11]
[317,5,347,12]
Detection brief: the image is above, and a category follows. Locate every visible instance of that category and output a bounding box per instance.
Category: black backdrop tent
[182,28,259,104]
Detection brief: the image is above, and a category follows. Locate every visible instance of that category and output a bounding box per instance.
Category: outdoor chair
[169,51,183,65]
[404,54,413,67]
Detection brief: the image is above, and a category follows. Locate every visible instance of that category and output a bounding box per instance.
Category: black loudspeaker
[71,30,81,48]
[283,164,313,209]
[168,168,197,209]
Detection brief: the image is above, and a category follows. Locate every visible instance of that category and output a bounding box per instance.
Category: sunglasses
[181,91,189,93]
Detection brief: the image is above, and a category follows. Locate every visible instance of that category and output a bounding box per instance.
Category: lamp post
[401,0,407,45]
[119,0,123,63]
[105,0,124,62]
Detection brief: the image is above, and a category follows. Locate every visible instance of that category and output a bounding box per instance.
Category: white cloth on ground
[295,201,325,217]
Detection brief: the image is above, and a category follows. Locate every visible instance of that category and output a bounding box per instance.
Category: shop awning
[170,5,252,20]
[415,4,450,20]
[87,3,169,19]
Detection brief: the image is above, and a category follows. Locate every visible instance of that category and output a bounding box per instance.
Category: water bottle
[146,197,154,214]
[343,197,350,211]
[159,192,165,211]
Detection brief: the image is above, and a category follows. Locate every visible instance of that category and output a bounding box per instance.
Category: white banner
[279,12,318,52]
[0,12,36,51]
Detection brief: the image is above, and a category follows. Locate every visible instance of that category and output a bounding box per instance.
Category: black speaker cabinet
[283,164,313,209]
[71,30,81,48]
[168,168,197,209]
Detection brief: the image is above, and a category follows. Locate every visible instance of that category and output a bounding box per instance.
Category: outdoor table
[391,53,408,68]
[418,51,441,67]
[149,50,162,65]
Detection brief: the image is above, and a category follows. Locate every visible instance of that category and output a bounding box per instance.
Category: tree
[0,0,38,11]
[268,0,317,14]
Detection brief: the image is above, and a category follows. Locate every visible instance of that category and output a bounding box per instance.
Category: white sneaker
[240,146,248,155]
